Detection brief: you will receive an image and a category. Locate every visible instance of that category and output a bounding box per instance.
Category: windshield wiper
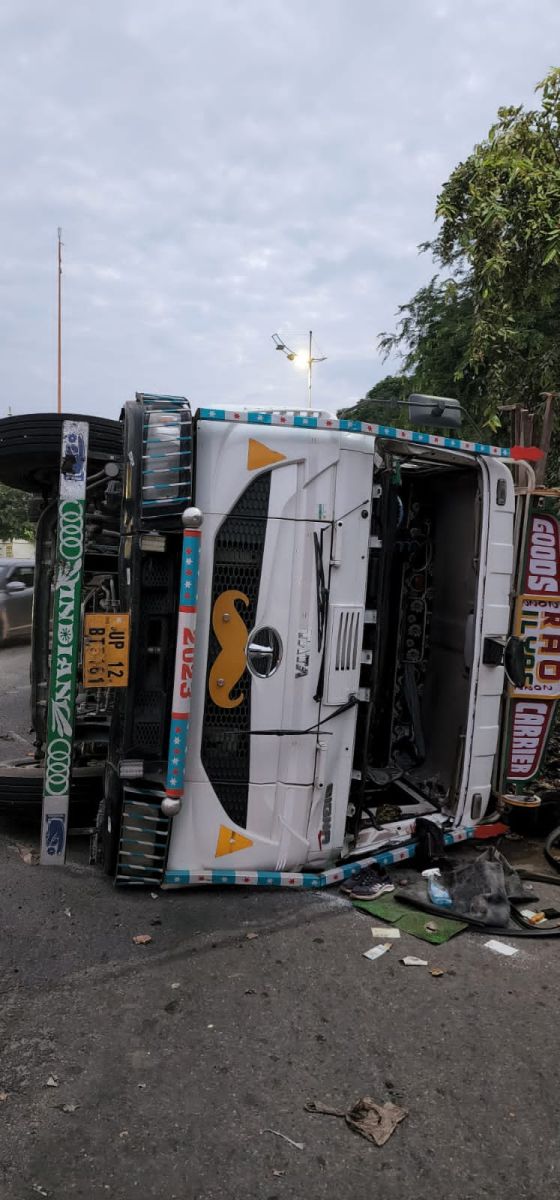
[313,530,329,651]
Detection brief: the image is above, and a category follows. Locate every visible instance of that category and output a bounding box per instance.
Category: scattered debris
[119,1130,129,1138]
[137,1083,146,1090]
[0,1091,9,1102]
[262,1128,304,1150]
[45,1075,59,1088]
[401,956,428,966]
[150,892,158,900]
[60,1103,79,1113]
[132,934,152,946]
[353,893,467,942]
[305,1097,407,1147]
[363,943,392,961]
[473,821,509,840]
[64,908,72,918]
[370,926,400,939]
[16,846,39,866]
[245,932,258,940]
[171,982,180,989]
[32,1186,49,1197]
[484,939,518,957]
[272,1170,286,1178]
[430,968,446,977]
[425,922,438,933]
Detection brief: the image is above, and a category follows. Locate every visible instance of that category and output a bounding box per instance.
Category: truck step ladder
[115,788,171,885]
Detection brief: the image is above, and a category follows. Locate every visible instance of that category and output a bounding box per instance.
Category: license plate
[83,613,130,688]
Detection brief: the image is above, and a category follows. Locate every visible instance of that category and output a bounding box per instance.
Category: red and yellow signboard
[512,596,560,700]
[506,698,556,782]
[505,510,560,790]
[522,513,560,596]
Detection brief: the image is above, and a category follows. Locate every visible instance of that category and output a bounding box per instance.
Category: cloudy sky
[1,0,559,420]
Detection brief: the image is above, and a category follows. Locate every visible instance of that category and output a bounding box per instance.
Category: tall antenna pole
[308,330,312,409]
[57,227,62,414]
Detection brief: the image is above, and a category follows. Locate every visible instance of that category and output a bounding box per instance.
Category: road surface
[1,645,560,1198]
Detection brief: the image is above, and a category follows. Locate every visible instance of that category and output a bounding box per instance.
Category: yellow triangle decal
[215,825,254,857]
[247,438,286,470]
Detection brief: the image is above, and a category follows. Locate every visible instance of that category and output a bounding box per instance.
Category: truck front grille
[201,472,271,828]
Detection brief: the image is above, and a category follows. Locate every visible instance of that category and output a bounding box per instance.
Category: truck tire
[0,762,103,816]
[0,413,122,494]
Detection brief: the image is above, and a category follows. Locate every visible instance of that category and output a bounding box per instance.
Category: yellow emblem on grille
[209,590,250,708]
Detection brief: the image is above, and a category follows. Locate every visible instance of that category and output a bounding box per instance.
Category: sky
[0,0,559,420]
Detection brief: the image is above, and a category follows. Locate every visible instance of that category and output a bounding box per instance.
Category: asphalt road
[1,647,560,1199]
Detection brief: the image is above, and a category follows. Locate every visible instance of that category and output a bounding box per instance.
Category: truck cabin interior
[350,447,483,844]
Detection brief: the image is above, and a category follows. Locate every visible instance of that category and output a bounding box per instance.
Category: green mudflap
[352,893,467,944]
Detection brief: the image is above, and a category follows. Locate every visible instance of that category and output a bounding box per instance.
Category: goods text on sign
[83,613,130,688]
[523,514,560,595]
[513,596,560,699]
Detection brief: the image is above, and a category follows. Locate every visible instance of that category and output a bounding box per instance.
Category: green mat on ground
[352,893,467,943]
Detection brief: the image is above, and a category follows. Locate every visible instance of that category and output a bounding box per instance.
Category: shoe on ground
[340,865,395,900]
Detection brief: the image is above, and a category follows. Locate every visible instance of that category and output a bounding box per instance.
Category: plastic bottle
[427,874,453,907]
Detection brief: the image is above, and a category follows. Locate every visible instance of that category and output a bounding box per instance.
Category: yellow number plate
[83,613,130,688]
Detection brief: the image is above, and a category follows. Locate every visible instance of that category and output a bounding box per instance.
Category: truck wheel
[0,762,103,815]
[0,612,8,647]
[0,413,122,494]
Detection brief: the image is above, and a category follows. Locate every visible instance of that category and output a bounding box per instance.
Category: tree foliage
[355,69,560,448]
[341,374,411,425]
[431,68,560,418]
[0,485,34,542]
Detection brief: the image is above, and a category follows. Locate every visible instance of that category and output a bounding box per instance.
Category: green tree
[375,276,495,437]
[374,68,560,448]
[0,485,34,542]
[432,68,560,419]
[340,373,411,424]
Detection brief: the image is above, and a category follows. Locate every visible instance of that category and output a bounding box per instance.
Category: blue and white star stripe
[179,531,201,609]
[162,827,474,888]
[197,407,510,459]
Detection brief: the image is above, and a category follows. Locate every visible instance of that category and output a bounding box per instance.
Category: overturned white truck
[0,397,557,888]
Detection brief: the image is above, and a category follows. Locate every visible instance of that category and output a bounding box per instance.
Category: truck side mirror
[504,636,528,690]
[482,635,528,690]
[408,393,462,431]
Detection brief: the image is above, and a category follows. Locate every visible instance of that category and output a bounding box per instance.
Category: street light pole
[272,330,326,409]
[57,227,62,415]
[307,330,312,409]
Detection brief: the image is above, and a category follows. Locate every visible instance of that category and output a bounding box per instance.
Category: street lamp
[272,331,327,410]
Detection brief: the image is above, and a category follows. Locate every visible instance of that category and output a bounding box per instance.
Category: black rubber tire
[544,824,560,873]
[0,762,103,815]
[0,413,122,493]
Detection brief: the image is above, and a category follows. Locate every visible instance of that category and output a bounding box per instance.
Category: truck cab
[98,396,529,887]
